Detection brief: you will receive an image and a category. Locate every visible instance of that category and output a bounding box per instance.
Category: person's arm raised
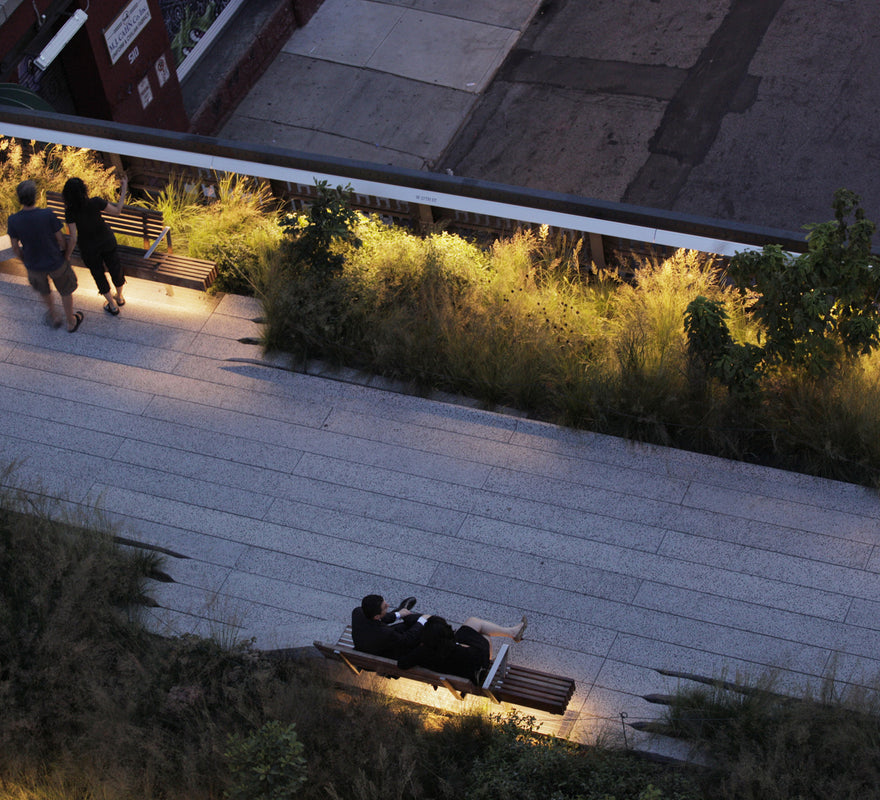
[104,175,128,217]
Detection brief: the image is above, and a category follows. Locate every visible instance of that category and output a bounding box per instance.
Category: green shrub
[712,189,880,377]
[281,180,361,279]
[225,721,306,800]
[420,711,702,800]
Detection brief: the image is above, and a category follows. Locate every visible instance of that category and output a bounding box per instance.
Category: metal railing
[1,107,817,264]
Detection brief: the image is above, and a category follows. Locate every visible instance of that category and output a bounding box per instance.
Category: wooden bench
[314,625,576,715]
[45,191,217,291]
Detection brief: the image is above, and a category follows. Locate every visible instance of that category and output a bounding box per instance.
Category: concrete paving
[2,263,880,748]
[219,0,541,170]
[216,0,880,237]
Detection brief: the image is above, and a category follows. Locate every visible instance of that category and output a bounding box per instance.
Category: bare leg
[114,285,125,305]
[39,292,61,326]
[61,294,76,330]
[102,290,119,312]
[463,616,527,641]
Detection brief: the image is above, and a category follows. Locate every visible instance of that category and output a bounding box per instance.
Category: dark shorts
[28,261,77,297]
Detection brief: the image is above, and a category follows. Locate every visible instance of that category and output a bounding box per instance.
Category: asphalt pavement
[441,0,880,235]
[215,0,880,236]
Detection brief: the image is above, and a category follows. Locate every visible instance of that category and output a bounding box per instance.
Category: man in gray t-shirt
[7,180,82,332]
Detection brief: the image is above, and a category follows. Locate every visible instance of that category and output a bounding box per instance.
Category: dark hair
[420,616,456,657]
[62,176,89,217]
[16,180,36,207]
[361,594,384,619]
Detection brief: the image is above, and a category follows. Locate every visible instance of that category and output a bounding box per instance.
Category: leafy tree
[686,189,879,388]
[729,189,879,373]
[282,180,361,278]
[684,296,762,397]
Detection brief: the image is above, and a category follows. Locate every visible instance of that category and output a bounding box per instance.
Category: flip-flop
[115,297,126,306]
[68,311,83,333]
[104,302,120,316]
[43,311,62,329]
[514,615,528,643]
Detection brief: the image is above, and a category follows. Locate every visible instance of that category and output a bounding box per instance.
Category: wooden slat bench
[45,191,217,291]
[314,625,576,716]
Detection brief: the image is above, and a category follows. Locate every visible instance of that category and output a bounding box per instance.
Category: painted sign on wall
[105,0,152,65]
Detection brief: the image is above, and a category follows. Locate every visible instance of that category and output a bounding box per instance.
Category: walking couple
[6,174,128,332]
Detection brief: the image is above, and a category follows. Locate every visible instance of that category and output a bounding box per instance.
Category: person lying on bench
[397,614,527,684]
[351,594,431,659]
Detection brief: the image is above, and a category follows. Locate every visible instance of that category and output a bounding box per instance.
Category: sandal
[115,296,126,306]
[104,302,120,316]
[514,615,528,643]
[43,311,62,329]
[68,311,83,333]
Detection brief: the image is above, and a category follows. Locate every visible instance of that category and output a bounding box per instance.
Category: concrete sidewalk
[2,264,880,746]
[218,0,541,169]
[210,0,880,239]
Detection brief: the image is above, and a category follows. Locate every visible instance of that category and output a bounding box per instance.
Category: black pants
[82,244,125,295]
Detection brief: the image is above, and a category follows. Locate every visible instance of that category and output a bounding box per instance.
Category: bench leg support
[440,679,464,701]
[338,652,363,676]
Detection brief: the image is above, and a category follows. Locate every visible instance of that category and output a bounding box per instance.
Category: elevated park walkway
[3,108,880,756]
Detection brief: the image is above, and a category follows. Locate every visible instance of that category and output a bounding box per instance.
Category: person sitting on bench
[397,614,527,684]
[351,594,431,659]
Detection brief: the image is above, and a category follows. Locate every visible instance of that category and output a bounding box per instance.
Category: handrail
[0,107,826,258]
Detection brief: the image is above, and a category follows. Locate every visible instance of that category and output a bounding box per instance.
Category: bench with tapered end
[314,625,576,715]
[45,191,217,291]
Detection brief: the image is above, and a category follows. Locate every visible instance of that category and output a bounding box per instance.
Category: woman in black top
[62,174,128,315]
[398,614,527,684]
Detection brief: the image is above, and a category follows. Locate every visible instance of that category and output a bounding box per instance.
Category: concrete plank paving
[2,266,880,745]
[220,0,542,168]
[211,0,880,240]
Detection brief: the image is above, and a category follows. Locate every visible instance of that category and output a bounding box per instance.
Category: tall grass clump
[353,219,495,389]
[0,475,309,799]
[263,211,749,434]
[593,249,743,448]
[664,675,880,800]
[758,355,880,484]
[137,172,284,294]
[0,477,159,782]
[0,137,118,225]
[261,198,880,485]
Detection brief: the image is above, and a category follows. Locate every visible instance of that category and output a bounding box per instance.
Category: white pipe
[0,121,764,257]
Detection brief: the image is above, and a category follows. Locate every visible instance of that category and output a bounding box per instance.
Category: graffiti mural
[159,0,233,66]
